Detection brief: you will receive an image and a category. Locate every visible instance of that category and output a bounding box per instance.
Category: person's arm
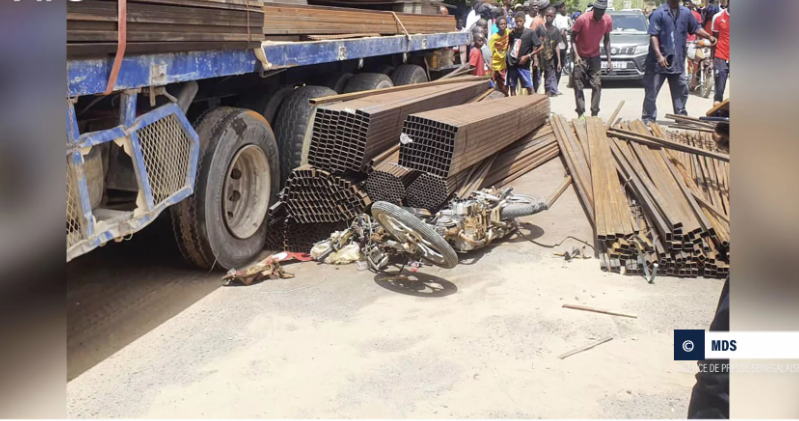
[648,13,668,68]
[695,27,717,44]
[711,31,719,60]
[603,32,611,70]
[570,21,582,65]
[556,40,562,71]
[651,36,668,68]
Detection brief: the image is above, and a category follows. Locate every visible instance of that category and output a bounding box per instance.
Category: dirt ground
[66,78,726,418]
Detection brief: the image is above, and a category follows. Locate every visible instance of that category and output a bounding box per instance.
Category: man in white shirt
[463,0,483,33]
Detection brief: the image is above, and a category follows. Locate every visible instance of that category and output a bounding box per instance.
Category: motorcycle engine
[432,198,490,252]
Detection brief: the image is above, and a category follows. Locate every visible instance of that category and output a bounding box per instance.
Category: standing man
[529,0,549,93]
[536,7,562,97]
[570,0,612,119]
[711,0,730,105]
[439,5,449,15]
[507,11,543,96]
[702,0,720,34]
[685,0,702,42]
[553,1,572,91]
[525,2,537,31]
[641,0,717,124]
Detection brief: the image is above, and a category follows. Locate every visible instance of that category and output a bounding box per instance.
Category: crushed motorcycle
[311,187,547,272]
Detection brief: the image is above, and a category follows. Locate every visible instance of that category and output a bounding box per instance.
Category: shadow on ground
[374,270,458,298]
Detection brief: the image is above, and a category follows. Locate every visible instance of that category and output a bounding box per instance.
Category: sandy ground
[67,77,726,418]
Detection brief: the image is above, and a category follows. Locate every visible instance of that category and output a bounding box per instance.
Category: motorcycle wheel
[371,201,459,269]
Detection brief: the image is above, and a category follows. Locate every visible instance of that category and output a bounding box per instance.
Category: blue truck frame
[66,32,470,262]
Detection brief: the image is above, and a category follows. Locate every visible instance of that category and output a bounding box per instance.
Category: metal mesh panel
[66,156,86,248]
[137,114,193,204]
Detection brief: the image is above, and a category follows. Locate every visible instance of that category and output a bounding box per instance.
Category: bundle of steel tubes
[308,80,489,174]
[398,94,551,209]
[280,165,371,224]
[553,114,730,279]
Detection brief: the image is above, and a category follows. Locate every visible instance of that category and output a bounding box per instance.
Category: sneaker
[556,91,564,96]
[578,114,586,122]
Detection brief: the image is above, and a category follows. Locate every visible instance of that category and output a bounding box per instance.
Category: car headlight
[634,44,649,54]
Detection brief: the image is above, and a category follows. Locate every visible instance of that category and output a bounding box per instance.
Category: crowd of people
[461,0,730,124]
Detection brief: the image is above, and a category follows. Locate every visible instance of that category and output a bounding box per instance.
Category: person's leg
[641,70,667,123]
[572,60,587,116]
[546,65,558,95]
[587,56,602,116]
[555,50,563,87]
[713,58,729,103]
[520,67,534,95]
[507,67,518,96]
[497,70,508,95]
[668,72,690,115]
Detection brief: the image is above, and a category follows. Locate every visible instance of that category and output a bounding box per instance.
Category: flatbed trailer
[67,32,469,267]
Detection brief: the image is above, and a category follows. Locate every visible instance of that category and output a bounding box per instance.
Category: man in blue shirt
[641,0,716,124]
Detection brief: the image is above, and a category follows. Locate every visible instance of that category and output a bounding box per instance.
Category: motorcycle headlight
[634,44,649,54]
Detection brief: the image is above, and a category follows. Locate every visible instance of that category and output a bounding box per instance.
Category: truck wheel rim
[223,145,270,239]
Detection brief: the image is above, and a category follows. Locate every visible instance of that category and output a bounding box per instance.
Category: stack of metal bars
[400,95,549,209]
[552,113,729,279]
[404,171,470,209]
[399,94,550,178]
[364,162,420,206]
[308,80,490,174]
[281,165,371,224]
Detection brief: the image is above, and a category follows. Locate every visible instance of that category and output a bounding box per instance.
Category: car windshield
[609,14,648,33]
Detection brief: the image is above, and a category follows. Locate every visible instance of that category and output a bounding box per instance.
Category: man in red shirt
[569,0,612,119]
[469,33,488,76]
[711,0,730,105]
[685,0,702,42]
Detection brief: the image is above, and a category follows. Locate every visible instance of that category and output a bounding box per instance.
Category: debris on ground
[562,303,638,319]
[558,336,614,360]
[223,253,296,286]
[310,229,363,265]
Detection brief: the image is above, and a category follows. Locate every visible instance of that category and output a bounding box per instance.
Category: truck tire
[323,72,354,93]
[366,64,395,75]
[343,73,394,93]
[171,107,281,270]
[390,64,428,86]
[273,85,336,185]
[237,85,296,126]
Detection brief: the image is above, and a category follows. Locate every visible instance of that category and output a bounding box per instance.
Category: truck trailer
[66,22,469,269]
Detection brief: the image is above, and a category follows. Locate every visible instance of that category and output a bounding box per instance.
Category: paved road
[67,76,725,417]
